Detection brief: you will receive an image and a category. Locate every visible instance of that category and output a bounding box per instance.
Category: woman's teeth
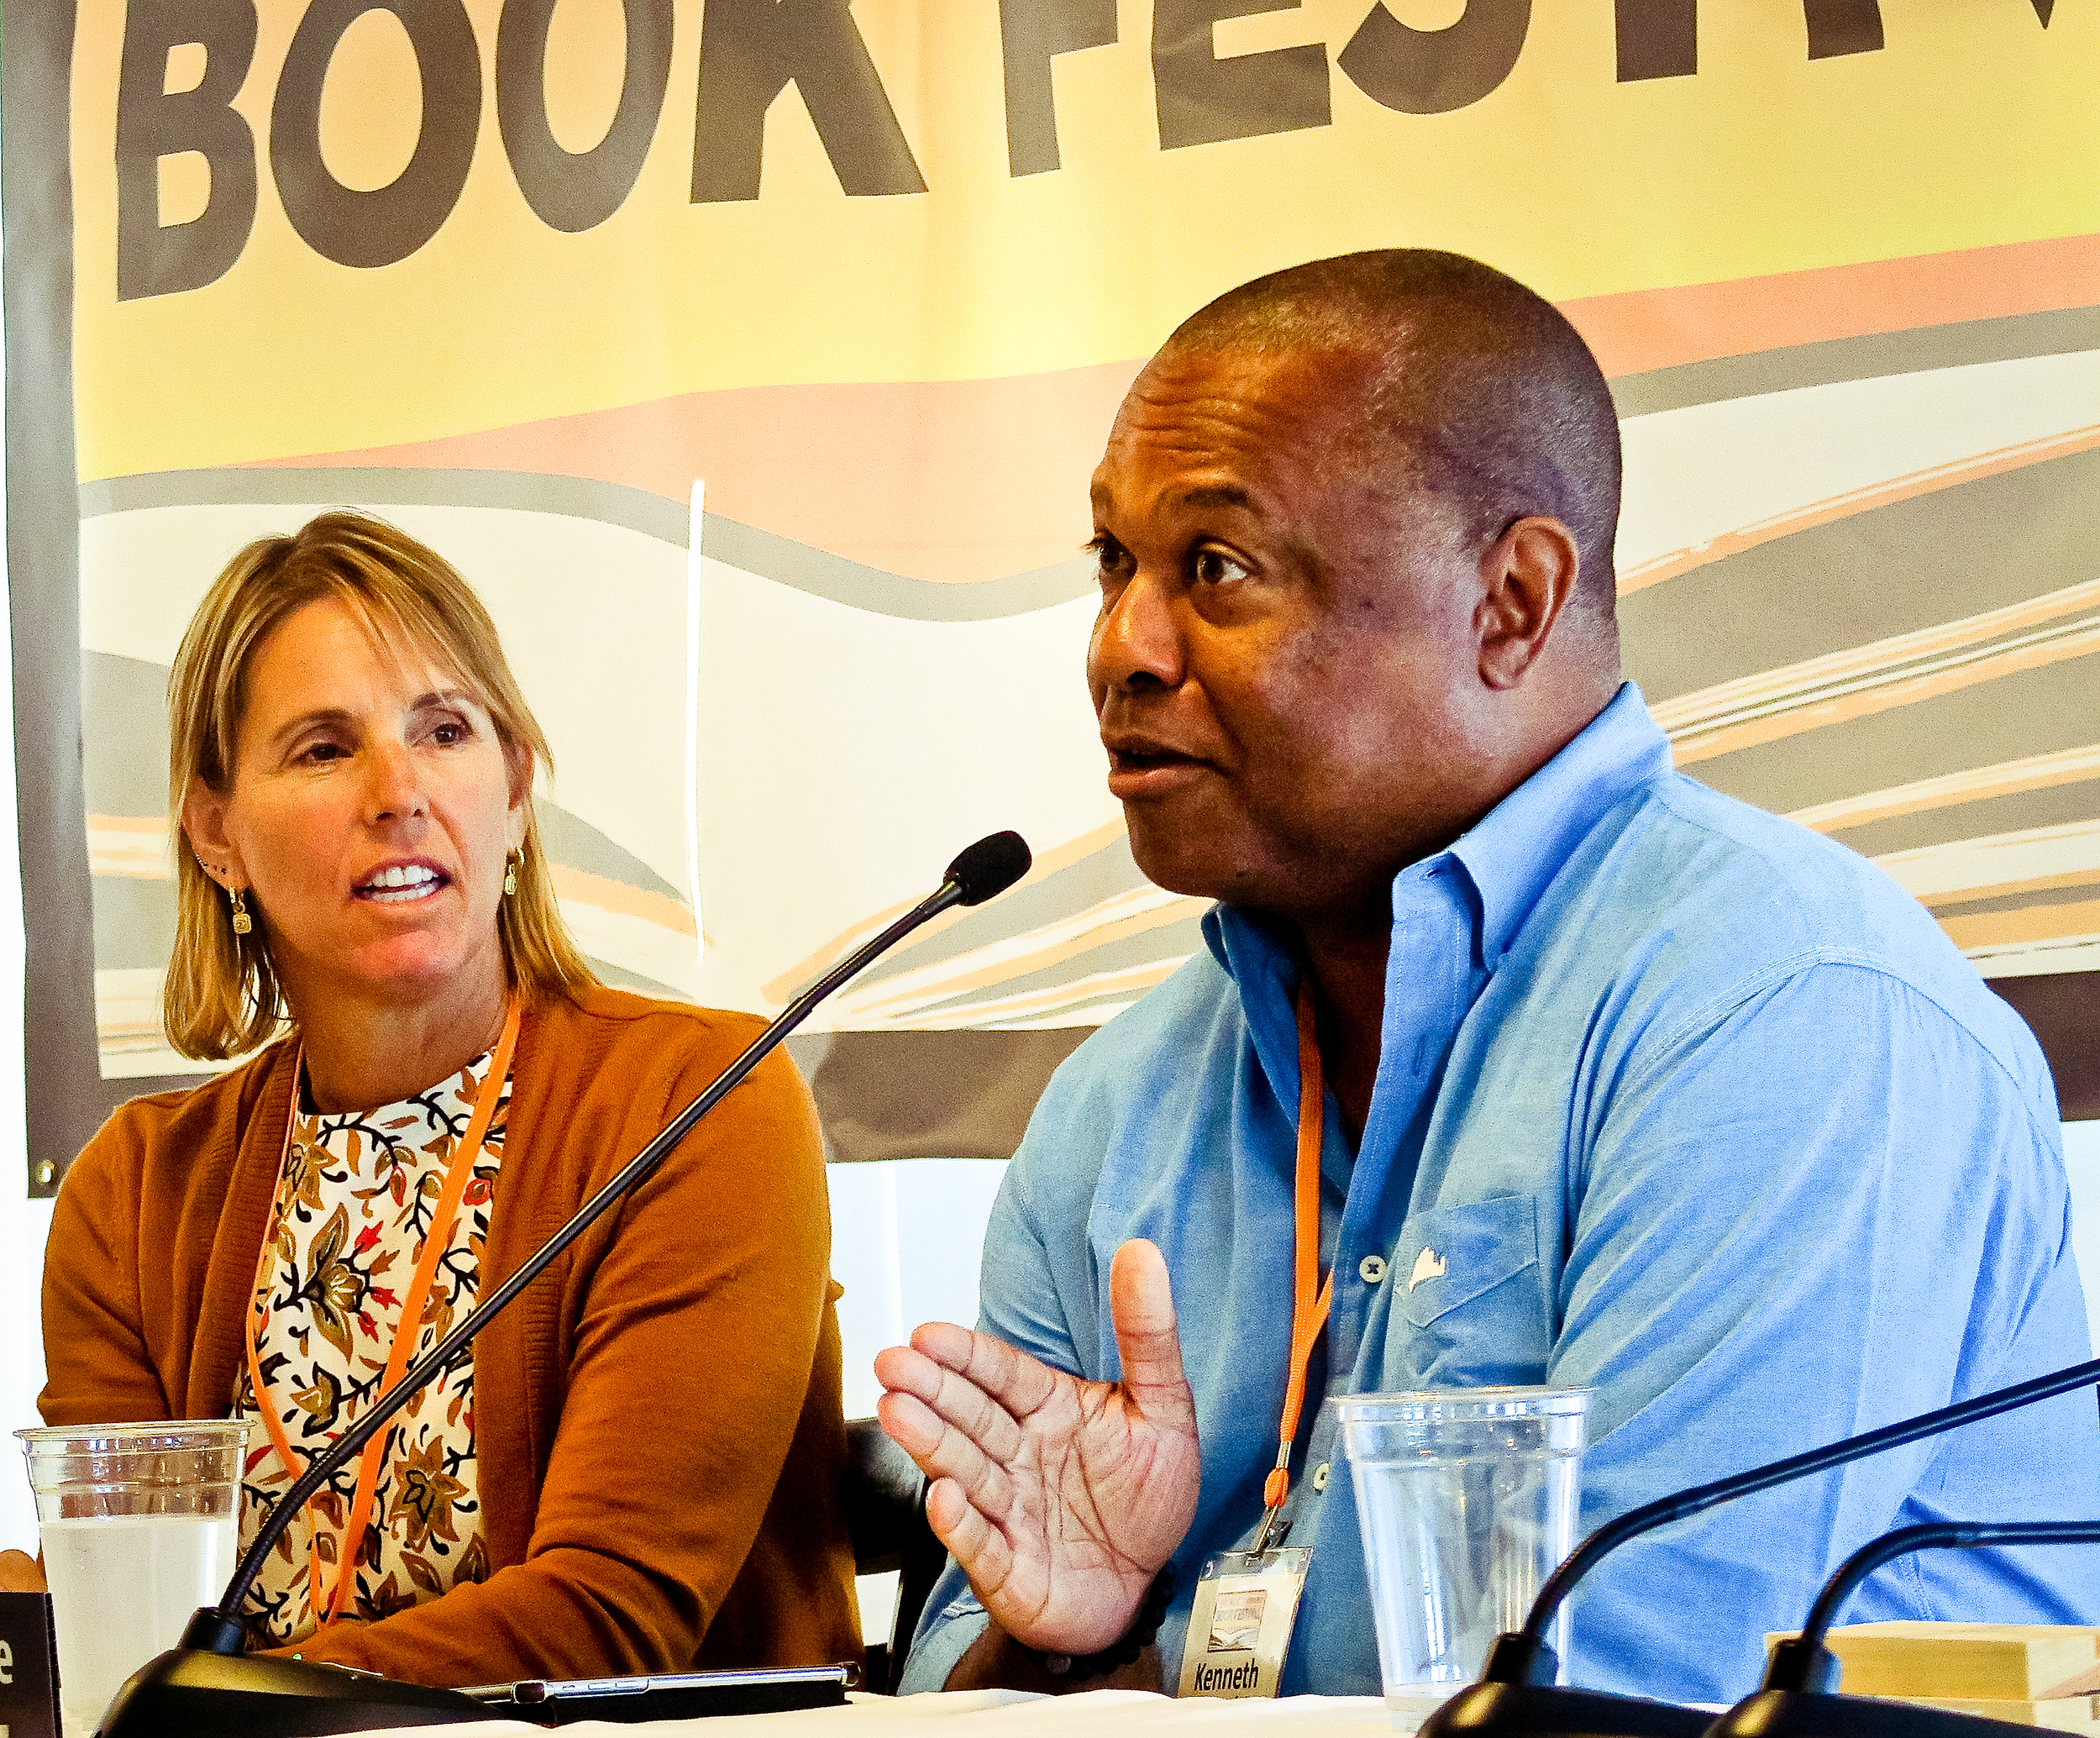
[364,865,440,903]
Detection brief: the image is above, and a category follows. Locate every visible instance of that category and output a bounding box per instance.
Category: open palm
[874,1238,1200,1655]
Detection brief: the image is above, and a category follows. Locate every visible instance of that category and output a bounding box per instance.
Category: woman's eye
[429,717,471,747]
[1194,549,1248,585]
[299,741,348,764]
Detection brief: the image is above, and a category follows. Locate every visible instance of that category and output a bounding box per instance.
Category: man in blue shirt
[874,250,2097,1705]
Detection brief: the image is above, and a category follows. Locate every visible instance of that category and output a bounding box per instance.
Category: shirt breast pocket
[1387,1195,1551,1388]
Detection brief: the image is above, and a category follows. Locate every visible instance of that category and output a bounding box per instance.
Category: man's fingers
[904,1321,979,1369]
[879,1342,1028,1465]
[911,1321,1064,1422]
[878,1389,995,1482]
[874,1342,946,1405]
[880,1341,1023,1455]
[876,1391,1018,1517]
[924,1477,1014,1597]
[875,1386,946,1460]
[919,1363,1030,1466]
[1109,1238,1197,1428]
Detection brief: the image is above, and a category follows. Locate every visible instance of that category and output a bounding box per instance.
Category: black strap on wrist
[1037,1567,1176,1682]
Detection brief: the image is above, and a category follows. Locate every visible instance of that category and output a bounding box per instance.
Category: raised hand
[874,1238,1200,1656]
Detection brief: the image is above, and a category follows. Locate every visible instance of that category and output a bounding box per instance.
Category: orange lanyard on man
[1251,979,1336,1556]
[244,1000,522,1630]
[1176,977,1333,1698]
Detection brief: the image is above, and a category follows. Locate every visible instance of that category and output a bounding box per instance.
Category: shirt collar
[1203,680,1671,983]
[1448,680,1672,963]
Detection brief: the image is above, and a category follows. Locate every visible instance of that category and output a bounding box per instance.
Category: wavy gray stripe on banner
[870,917,1209,1026]
[1610,305,2100,418]
[1814,780,2100,864]
[79,465,692,543]
[702,517,1095,618]
[785,1027,1092,1163]
[1623,445,2100,702]
[849,828,1159,993]
[1690,654,2097,827]
[77,467,1097,622]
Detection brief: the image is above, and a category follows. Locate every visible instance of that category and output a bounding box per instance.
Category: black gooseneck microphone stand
[1416,1353,2100,1738]
[95,831,1033,1738]
[1708,1520,2100,1736]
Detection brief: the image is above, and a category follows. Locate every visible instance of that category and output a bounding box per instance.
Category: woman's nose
[362,738,428,823]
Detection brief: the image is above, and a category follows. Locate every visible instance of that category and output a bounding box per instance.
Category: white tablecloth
[360,1688,1399,1738]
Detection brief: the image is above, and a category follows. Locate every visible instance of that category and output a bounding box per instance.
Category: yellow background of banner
[69,0,2097,480]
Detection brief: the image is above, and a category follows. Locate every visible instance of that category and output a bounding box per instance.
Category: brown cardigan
[39,985,860,1686]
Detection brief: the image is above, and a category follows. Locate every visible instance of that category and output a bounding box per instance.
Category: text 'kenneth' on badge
[1177,1548,1311,1699]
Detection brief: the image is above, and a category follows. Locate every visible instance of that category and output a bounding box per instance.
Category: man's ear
[181,776,244,888]
[1475,517,1583,690]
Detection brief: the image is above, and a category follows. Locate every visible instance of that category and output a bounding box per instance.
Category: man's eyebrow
[1174,484,1254,512]
[1089,481,1257,517]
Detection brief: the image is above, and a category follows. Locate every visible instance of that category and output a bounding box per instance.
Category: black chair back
[843,1416,949,1693]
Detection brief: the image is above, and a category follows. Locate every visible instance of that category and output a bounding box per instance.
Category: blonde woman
[25,512,858,1684]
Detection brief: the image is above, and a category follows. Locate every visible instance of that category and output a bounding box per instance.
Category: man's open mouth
[1113,747,1194,772]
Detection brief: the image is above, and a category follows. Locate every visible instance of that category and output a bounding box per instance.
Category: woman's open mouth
[355,864,447,905]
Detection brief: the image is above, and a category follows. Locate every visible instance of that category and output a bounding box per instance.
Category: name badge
[1176,1547,1310,1699]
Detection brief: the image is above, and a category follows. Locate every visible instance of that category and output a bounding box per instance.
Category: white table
[355,1688,1400,1738]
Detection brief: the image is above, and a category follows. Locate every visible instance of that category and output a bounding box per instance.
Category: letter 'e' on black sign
[0,1592,61,1738]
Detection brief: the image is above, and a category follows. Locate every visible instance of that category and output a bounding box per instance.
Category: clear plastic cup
[1337,1387,1589,1727]
[15,1420,249,1738]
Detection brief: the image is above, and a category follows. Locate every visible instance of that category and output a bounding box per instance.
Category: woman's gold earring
[229,888,253,936]
[502,850,520,897]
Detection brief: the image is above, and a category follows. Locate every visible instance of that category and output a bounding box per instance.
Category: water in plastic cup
[1337,1387,1589,1730]
[15,1420,249,1738]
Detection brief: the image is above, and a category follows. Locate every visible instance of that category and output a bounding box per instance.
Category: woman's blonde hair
[165,511,598,1059]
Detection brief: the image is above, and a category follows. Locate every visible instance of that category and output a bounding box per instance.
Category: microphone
[1713,1520,2100,1737]
[95,832,1032,1738]
[1417,1353,2100,1738]
[945,830,1032,907]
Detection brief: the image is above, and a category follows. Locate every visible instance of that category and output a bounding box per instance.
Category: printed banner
[6,0,2096,1186]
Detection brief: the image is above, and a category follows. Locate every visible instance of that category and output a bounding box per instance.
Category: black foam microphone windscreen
[947,830,1032,905]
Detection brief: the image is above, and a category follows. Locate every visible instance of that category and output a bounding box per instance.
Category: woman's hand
[0,1548,47,1592]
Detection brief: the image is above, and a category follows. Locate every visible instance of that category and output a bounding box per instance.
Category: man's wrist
[943,1623,1068,1693]
[940,1572,1177,1694]
[1026,1570,1176,1683]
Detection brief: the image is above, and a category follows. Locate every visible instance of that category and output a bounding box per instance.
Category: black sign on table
[0,1592,60,1738]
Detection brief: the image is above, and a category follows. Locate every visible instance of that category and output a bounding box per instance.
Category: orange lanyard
[1251,979,1336,1556]
[244,1001,522,1630]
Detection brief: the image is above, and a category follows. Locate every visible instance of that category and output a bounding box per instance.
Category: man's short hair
[1163,249,1623,612]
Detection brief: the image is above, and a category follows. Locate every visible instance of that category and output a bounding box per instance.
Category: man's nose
[1089,573,1184,695]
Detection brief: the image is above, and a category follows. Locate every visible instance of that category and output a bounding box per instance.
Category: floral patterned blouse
[235,1048,509,1648]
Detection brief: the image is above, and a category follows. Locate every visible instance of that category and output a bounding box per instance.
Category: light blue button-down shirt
[902,683,2099,1704]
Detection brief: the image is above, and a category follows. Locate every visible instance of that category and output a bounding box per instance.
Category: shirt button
[1311,1462,1330,1492]
[1358,1254,1388,1285]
